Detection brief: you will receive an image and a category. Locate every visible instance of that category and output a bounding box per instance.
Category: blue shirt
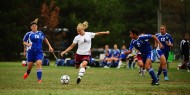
[120,49,128,58]
[155,33,173,52]
[104,49,112,58]
[129,34,152,54]
[23,31,45,50]
[113,49,120,58]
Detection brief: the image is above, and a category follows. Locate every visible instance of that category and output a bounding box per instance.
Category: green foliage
[0,61,190,95]
[0,0,189,60]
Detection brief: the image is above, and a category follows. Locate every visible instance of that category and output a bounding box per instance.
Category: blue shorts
[141,51,154,64]
[27,49,44,63]
[155,49,164,59]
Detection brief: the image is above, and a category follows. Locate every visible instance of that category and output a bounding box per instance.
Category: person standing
[125,28,163,85]
[23,18,54,83]
[61,21,109,84]
[155,25,173,81]
[179,33,189,70]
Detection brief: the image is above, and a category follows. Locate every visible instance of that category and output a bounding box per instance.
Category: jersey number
[161,38,165,41]
[35,35,39,39]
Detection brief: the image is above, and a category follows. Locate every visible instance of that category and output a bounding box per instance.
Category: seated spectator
[117,45,128,68]
[102,45,112,68]
[110,44,120,67]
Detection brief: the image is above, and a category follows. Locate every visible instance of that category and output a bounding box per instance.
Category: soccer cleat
[76,78,81,84]
[164,76,169,81]
[38,80,42,83]
[23,73,29,79]
[151,80,159,86]
[151,82,159,86]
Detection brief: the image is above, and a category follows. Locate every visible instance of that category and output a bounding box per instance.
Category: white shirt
[73,32,95,55]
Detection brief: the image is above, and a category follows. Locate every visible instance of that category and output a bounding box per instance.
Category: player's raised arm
[95,31,110,36]
[61,43,76,57]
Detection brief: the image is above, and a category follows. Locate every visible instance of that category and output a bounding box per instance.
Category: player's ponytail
[77,21,88,30]
[82,21,88,29]
[30,18,38,26]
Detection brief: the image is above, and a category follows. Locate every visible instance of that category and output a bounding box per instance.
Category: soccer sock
[107,62,111,67]
[163,69,168,77]
[117,61,122,68]
[26,69,31,74]
[157,68,162,77]
[78,68,86,79]
[132,62,136,68]
[128,62,131,68]
[37,69,42,80]
[148,68,158,83]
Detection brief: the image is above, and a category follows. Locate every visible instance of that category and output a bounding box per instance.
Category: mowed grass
[0,61,190,95]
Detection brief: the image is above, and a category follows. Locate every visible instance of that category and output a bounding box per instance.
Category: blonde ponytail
[77,21,89,30]
[83,21,88,29]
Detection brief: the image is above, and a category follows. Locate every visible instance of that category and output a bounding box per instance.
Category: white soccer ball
[60,75,70,84]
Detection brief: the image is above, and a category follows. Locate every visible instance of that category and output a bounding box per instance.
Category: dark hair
[130,28,139,35]
[30,22,37,26]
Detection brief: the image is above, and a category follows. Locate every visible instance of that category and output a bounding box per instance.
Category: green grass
[0,61,190,95]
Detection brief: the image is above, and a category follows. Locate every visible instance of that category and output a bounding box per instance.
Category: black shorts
[183,53,189,61]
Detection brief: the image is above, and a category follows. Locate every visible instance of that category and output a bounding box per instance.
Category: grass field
[0,61,190,95]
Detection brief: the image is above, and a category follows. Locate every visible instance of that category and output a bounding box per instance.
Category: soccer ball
[60,75,70,84]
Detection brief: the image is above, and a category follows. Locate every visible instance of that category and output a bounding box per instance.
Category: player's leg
[76,55,89,84]
[77,60,88,84]
[117,58,123,68]
[155,49,164,80]
[145,58,159,85]
[23,62,33,79]
[35,51,43,83]
[159,55,169,81]
[36,60,42,83]
[23,51,34,79]
[137,60,144,76]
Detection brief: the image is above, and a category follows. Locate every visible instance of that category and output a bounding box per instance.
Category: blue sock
[128,62,131,68]
[163,69,168,77]
[26,69,31,74]
[148,68,158,83]
[157,68,162,77]
[107,62,111,66]
[37,69,42,80]
[132,62,136,68]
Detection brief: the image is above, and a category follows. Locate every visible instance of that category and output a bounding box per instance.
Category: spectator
[179,33,189,71]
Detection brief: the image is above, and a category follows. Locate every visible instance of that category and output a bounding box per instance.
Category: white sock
[78,68,86,79]
[117,61,122,68]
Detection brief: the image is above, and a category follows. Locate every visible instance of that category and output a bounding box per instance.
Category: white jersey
[73,32,95,55]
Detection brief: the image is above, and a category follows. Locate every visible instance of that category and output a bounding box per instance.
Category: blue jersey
[129,34,152,54]
[113,49,120,58]
[155,33,173,52]
[104,49,112,58]
[23,31,46,50]
[120,49,128,59]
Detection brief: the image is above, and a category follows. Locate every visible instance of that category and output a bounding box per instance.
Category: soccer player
[125,28,163,85]
[103,44,112,68]
[110,44,120,67]
[134,50,145,76]
[23,18,54,83]
[155,25,173,81]
[179,33,189,71]
[61,21,109,84]
[117,45,128,68]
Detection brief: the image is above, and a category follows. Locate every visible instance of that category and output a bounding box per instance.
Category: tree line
[0,0,189,61]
